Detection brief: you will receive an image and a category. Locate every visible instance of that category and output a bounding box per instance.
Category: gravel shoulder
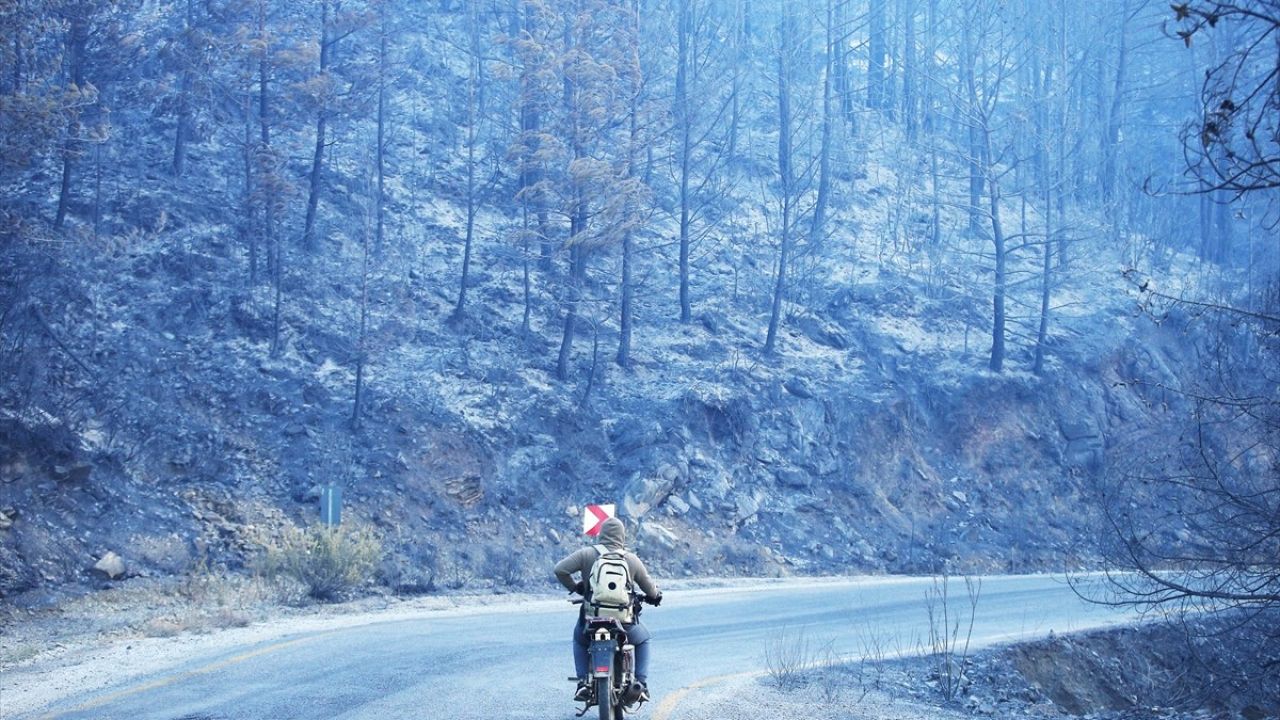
[663,621,1280,720]
[0,583,557,717]
[660,672,974,720]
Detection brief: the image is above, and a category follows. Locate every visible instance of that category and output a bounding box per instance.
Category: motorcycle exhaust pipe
[621,682,644,705]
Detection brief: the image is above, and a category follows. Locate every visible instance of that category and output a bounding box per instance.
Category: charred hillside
[1,1,1275,600]
[0,219,1235,597]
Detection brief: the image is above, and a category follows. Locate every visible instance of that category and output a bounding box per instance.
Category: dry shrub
[141,617,187,638]
[439,553,475,590]
[260,523,382,602]
[924,573,982,701]
[140,608,251,638]
[765,627,813,691]
[179,550,223,605]
[209,607,251,629]
[486,546,524,588]
[131,533,193,574]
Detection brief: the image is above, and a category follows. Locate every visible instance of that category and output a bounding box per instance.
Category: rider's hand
[572,581,586,596]
[647,592,663,607]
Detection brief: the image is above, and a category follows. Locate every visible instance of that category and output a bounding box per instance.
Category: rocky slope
[0,183,1214,602]
[0,33,1236,600]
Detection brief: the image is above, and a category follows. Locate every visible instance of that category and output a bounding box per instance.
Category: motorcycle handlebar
[568,593,662,607]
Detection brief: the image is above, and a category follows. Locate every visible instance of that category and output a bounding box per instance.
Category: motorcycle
[570,594,658,720]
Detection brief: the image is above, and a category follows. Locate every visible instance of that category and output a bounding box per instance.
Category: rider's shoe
[637,682,650,703]
[573,679,591,702]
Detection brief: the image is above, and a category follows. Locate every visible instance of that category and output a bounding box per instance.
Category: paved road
[19,575,1132,720]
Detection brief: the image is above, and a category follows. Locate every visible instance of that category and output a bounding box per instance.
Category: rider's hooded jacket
[554,517,660,627]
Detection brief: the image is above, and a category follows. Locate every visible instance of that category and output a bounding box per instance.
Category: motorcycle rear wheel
[595,677,614,720]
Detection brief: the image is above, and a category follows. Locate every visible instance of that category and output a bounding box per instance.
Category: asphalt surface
[17,575,1133,720]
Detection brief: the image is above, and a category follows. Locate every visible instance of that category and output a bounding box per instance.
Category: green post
[321,484,342,527]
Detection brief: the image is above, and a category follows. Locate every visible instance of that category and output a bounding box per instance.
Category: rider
[554,516,662,702]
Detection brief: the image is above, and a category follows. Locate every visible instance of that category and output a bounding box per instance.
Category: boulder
[734,491,763,522]
[1059,416,1104,472]
[793,313,849,350]
[52,464,92,484]
[621,464,682,518]
[610,420,664,459]
[1059,418,1098,441]
[783,376,816,399]
[92,551,127,580]
[665,494,690,515]
[688,449,712,469]
[776,467,811,490]
[686,491,703,510]
[754,446,783,465]
[638,522,679,551]
[701,472,732,502]
[699,311,725,335]
[294,484,323,503]
[658,464,680,483]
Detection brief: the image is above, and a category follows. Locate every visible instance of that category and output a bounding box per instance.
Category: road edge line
[34,635,318,720]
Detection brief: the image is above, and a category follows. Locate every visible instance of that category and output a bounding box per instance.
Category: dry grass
[0,566,287,667]
[764,627,815,691]
[257,523,382,602]
[140,608,252,638]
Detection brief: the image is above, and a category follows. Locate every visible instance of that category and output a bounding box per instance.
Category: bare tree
[51,1,127,230]
[616,0,645,368]
[675,0,696,324]
[301,0,366,254]
[551,0,645,381]
[253,0,286,355]
[1082,3,1280,623]
[373,0,394,256]
[952,0,1023,372]
[1172,2,1280,195]
[1084,284,1280,619]
[1099,0,1144,208]
[763,6,803,356]
[866,0,888,111]
[924,573,981,702]
[453,0,486,320]
[808,0,837,249]
[352,191,373,429]
[167,0,202,177]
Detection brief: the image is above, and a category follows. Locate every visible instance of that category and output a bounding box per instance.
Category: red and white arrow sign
[582,503,616,537]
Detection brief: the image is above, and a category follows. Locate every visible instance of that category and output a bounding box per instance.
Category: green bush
[262,524,382,602]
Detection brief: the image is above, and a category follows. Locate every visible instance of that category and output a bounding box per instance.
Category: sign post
[582,503,616,537]
[321,484,342,527]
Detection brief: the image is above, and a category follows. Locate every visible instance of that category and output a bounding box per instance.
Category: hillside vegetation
[1,0,1275,601]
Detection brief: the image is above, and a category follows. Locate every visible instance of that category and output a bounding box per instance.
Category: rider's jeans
[634,640,650,683]
[573,618,650,684]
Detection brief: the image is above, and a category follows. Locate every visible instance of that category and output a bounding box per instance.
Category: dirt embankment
[675,618,1279,720]
[998,622,1279,720]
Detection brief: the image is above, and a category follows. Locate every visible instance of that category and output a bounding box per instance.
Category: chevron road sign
[582,504,616,536]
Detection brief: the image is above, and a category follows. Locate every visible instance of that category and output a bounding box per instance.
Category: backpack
[586,544,634,623]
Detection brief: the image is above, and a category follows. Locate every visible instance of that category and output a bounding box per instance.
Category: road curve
[13,574,1133,720]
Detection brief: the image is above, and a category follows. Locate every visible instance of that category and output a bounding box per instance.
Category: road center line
[651,669,762,720]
